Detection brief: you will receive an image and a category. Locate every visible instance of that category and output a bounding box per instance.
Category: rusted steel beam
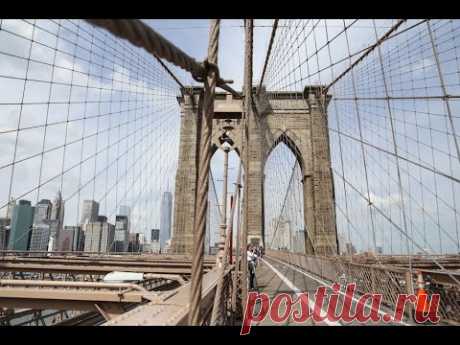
[0,263,200,275]
[0,256,216,267]
[0,256,215,276]
[0,279,147,290]
[0,276,183,324]
[0,285,148,303]
[103,267,232,326]
[94,303,125,321]
[0,251,216,263]
[0,279,164,311]
[143,274,186,286]
[0,298,128,314]
[3,258,207,267]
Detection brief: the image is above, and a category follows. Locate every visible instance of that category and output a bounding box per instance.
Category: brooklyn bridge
[0,19,459,326]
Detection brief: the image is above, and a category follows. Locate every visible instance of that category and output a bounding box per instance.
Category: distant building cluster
[0,191,174,255]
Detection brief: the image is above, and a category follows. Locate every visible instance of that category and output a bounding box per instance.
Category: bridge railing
[266,250,460,325]
[0,250,142,258]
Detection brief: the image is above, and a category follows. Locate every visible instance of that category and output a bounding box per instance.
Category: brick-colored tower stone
[170,86,338,256]
[169,88,202,254]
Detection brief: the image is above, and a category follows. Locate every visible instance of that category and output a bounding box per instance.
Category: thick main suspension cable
[85,19,240,98]
[258,19,279,94]
[85,19,204,80]
[188,19,220,326]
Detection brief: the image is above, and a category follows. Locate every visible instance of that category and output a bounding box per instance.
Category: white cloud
[368,192,402,208]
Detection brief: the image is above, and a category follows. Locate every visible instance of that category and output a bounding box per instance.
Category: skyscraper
[8,200,35,251]
[29,199,53,251]
[128,233,135,252]
[160,192,172,249]
[128,233,141,252]
[118,205,131,232]
[83,220,115,253]
[33,199,52,225]
[49,191,64,251]
[80,200,99,225]
[114,215,129,252]
[29,224,51,251]
[151,229,160,242]
[0,217,10,251]
[100,221,115,253]
[84,223,100,253]
[150,229,160,254]
[57,228,74,252]
[0,198,14,250]
[1,198,15,219]
[97,215,107,223]
[60,226,84,252]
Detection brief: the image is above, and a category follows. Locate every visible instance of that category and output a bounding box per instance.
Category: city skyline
[3,193,156,253]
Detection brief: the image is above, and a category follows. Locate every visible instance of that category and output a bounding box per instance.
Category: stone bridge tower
[170,86,338,256]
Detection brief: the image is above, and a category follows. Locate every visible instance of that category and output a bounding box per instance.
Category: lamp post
[217,145,230,267]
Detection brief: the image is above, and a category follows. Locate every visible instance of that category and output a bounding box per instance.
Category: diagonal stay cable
[333,167,460,286]
[325,19,406,93]
[209,170,223,222]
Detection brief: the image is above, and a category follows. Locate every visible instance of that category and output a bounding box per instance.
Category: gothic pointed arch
[265,131,305,174]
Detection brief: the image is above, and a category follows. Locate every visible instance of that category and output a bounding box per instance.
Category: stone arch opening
[265,132,305,173]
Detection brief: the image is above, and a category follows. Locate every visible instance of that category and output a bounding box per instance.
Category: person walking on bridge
[247,245,257,291]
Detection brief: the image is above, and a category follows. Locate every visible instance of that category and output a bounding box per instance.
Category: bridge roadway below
[252,256,412,326]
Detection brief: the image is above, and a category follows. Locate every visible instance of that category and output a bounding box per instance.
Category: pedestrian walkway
[251,256,410,326]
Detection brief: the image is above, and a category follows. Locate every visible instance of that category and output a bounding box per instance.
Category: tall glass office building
[8,200,35,251]
[159,192,172,250]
